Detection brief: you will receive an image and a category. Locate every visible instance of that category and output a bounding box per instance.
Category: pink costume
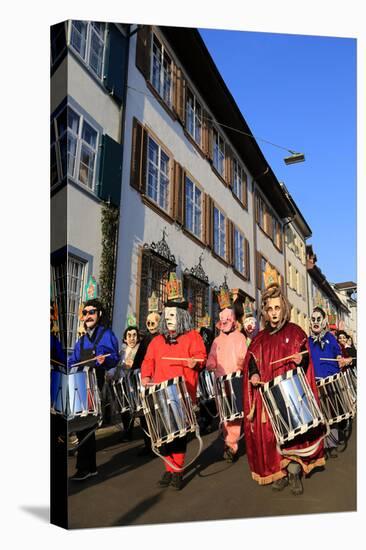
[206,308,248,455]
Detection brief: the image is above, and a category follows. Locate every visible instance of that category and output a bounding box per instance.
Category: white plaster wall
[113,29,256,337]
[68,185,102,277]
[51,186,67,252]
[68,54,121,140]
[51,58,67,112]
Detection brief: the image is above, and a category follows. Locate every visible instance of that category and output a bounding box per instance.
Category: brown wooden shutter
[173,67,186,123]
[256,251,262,290]
[265,208,273,237]
[173,161,185,225]
[255,193,259,223]
[202,110,213,158]
[225,145,233,188]
[244,238,250,280]
[130,118,147,193]
[204,193,213,248]
[242,171,248,208]
[226,220,234,265]
[135,26,152,80]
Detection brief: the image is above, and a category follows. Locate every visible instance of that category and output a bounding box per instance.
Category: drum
[50,366,102,432]
[141,376,198,448]
[111,371,131,414]
[260,367,324,446]
[126,369,144,415]
[215,370,244,423]
[343,367,357,406]
[197,369,216,403]
[316,371,356,425]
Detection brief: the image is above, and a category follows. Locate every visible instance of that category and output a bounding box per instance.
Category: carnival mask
[164,307,177,332]
[243,316,258,336]
[125,329,138,348]
[146,312,160,334]
[310,311,326,335]
[218,308,236,333]
[266,297,282,329]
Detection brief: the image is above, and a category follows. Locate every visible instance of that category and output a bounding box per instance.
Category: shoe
[157,471,172,488]
[170,473,183,491]
[223,447,238,463]
[70,470,98,481]
[288,473,303,496]
[326,448,338,459]
[272,476,289,492]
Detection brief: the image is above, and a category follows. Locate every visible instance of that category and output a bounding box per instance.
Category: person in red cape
[243,283,325,495]
[141,296,206,491]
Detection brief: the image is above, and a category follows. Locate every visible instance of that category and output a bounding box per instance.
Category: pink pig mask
[217,308,236,333]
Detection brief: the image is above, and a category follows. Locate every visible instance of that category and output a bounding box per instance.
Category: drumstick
[51,358,66,367]
[71,353,111,367]
[270,350,308,366]
[320,358,343,362]
[161,357,205,362]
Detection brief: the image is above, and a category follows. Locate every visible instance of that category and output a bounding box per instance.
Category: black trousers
[75,428,97,472]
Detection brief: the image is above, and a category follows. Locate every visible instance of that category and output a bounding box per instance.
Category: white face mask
[146,313,160,334]
[164,307,177,331]
[310,312,326,334]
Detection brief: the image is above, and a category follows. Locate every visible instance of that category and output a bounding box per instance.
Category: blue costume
[68,324,119,374]
[50,333,66,367]
[309,331,341,378]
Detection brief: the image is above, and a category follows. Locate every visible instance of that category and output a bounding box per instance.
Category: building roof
[279,182,312,239]
[308,264,350,314]
[160,25,295,220]
[334,281,357,290]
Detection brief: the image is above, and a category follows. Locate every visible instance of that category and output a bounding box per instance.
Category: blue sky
[199,28,357,284]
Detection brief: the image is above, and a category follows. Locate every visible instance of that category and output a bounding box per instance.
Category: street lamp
[284,151,305,165]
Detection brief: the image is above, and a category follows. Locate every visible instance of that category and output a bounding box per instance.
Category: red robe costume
[243,322,325,485]
[141,330,207,471]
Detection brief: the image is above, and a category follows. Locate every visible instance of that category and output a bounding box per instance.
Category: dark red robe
[243,322,325,485]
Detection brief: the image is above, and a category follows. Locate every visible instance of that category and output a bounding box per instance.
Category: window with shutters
[213,206,226,259]
[146,136,170,212]
[151,34,173,107]
[186,88,202,146]
[51,105,99,190]
[212,128,225,177]
[69,21,106,79]
[233,227,245,274]
[185,176,202,239]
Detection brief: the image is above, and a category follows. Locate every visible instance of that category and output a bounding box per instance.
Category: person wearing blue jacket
[68,299,120,481]
[308,307,348,458]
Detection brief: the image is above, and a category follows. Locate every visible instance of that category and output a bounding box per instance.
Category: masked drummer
[242,277,325,495]
[206,303,247,462]
[68,299,120,482]
[309,307,350,458]
[141,274,207,491]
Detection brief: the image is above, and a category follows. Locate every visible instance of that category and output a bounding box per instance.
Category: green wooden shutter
[103,24,128,102]
[98,134,123,206]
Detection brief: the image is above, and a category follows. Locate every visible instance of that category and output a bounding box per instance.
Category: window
[272,217,282,249]
[146,136,170,212]
[233,158,244,202]
[139,250,173,325]
[51,106,99,189]
[183,275,209,329]
[234,227,245,274]
[52,256,86,352]
[213,129,225,177]
[213,206,226,259]
[186,89,202,146]
[70,21,106,79]
[151,34,172,106]
[185,176,202,239]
